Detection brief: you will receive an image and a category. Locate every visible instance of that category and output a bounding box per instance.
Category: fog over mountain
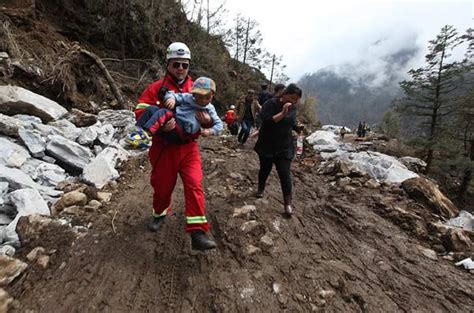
[299,34,422,127]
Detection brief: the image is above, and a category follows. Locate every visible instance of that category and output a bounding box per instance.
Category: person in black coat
[254,83,303,217]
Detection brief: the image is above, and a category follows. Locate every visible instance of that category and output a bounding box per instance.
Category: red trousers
[149,140,209,232]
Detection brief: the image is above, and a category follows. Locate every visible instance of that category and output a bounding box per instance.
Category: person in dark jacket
[258,83,273,106]
[254,83,303,217]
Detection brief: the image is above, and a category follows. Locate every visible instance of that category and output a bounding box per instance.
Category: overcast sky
[223,0,473,82]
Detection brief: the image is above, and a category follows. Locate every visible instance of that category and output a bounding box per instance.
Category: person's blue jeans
[238,119,253,144]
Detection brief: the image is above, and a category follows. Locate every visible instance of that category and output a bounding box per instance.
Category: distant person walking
[357,121,363,138]
[224,105,238,135]
[258,83,273,106]
[236,89,261,145]
[340,126,347,139]
[362,121,368,137]
[254,83,303,217]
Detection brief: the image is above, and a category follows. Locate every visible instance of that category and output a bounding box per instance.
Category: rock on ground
[18,128,46,157]
[402,177,459,219]
[0,255,27,287]
[46,135,93,172]
[0,86,67,122]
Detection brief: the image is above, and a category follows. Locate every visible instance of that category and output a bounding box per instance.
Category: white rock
[446,211,474,232]
[46,135,93,172]
[321,125,351,134]
[96,124,115,145]
[0,215,12,226]
[13,114,42,126]
[82,147,121,188]
[4,189,50,246]
[306,130,339,146]
[0,245,15,257]
[0,86,67,122]
[48,119,82,141]
[272,282,281,294]
[0,137,30,168]
[98,109,135,128]
[18,128,46,157]
[0,183,8,198]
[233,205,257,217]
[0,165,42,190]
[32,123,64,138]
[77,126,98,146]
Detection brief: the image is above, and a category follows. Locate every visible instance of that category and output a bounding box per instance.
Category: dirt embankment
[6,136,474,312]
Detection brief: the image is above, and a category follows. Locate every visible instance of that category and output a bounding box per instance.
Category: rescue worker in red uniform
[135,42,216,250]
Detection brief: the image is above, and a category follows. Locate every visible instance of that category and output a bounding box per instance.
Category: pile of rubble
[0,85,136,253]
[307,128,421,183]
[309,126,474,266]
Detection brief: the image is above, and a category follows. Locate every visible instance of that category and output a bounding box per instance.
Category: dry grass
[0,20,24,59]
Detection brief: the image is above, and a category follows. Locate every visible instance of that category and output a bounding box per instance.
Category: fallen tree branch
[79,48,126,109]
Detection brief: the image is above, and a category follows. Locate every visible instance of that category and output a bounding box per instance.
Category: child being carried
[136,77,223,143]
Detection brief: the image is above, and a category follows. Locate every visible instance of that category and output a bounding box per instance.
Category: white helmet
[166,42,191,60]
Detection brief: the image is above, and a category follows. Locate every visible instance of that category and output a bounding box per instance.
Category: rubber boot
[283,194,293,218]
[148,216,165,232]
[191,230,217,251]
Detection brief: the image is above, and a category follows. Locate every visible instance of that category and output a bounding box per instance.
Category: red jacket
[135,73,195,148]
[224,110,235,125]
[135,73,193,120]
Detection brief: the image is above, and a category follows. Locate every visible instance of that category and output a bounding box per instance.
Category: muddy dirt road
[7,136,474,312]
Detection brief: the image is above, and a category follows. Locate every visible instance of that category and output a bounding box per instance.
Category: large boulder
[46,135,93,172]
[401,177,459,219]
[400,156,427,173]
[0,165,42,190]
[20,158,67,187]
[307,130,339,146]
[0,86,67,122]
[0,113,23,137]
[32,123,64,138]
[446,211,474,231]
[338,151,418,184]
[18,128,46,157]
[77,126,98,146]
[2,189,51,246]
[48,119,82,141]
[82,147,121,188]
[96,124,115,146]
